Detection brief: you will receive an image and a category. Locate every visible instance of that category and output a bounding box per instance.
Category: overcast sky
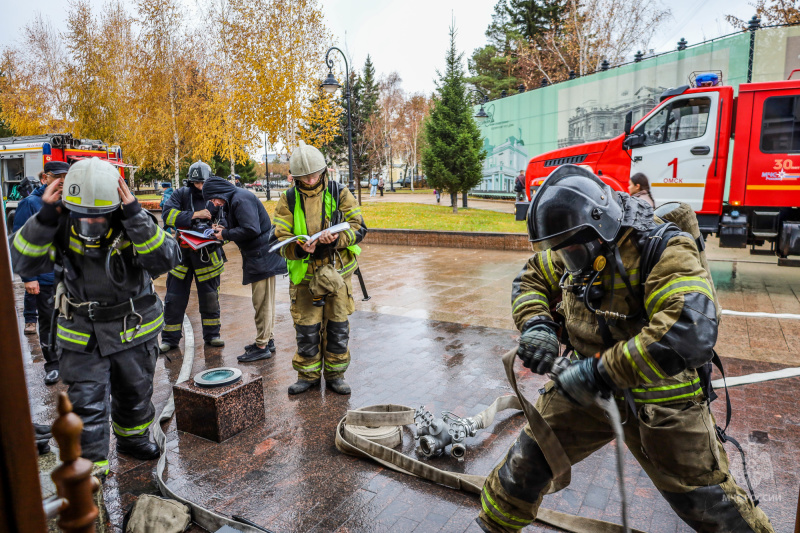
[1,0,755,96]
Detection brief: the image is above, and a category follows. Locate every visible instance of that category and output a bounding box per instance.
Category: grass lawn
[136,194,162,201]
[261,200,526,233]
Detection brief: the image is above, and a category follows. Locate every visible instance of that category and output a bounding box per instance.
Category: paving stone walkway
[19,242,800,532]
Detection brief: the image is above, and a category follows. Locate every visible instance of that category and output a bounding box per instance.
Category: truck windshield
[636,97,711,146]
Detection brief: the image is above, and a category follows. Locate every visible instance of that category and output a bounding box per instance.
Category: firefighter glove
[518,324,560,374]
[553,356,611,408]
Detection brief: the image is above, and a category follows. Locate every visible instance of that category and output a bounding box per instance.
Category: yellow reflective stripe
[538,251,557,290]
[133,228,166,254]
[645,276,712,317]
[631,377,700,393]
[13,232,50,257]
[344,208,362,221]
[162,323,182,332]
[202,318,220,326]
[340,259,358,277]
[481,488,530,528]
[650,285,714,319]
[512,291,547,314]
[602,268,641,289]
[274,218,292,231]
[512,290,547,309]
[57,324,90,345]
[324,361,349,370]
[169,268,187,279]
[197,265,224,282]
[634,335,665,380]
[69,237,83,254]
[293,360,322,371]
[119,314,164,341]
[94,460,110,475]
[631,389,703,404]
[196,261,222,275]
[622,342,652,384]
[112,418,153,437]
[165,209,179,227]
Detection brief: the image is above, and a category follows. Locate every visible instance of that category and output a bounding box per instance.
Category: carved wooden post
[51,392,100,533]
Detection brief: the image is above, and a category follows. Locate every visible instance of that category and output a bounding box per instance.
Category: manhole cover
[194,367,242,388]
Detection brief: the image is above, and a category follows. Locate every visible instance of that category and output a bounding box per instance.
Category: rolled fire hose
[336,349,644,533]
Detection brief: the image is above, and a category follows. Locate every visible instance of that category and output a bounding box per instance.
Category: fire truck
[523,72,800,265]
[1,133,128,230]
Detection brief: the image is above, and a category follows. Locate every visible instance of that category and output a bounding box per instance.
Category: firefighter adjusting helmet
[187,160,212,183]
[289,140,327,178]
[527,164,623,273]
[62,157,121,216]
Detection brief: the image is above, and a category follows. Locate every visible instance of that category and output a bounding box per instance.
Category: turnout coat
[11,200,180,356]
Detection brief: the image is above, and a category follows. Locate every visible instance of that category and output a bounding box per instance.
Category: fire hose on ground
[335,349,639,533]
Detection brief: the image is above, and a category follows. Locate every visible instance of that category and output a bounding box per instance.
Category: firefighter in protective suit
[160,161,225,351]
[273,140,366,395]
[477,165,773,533]
[11,157,179,471]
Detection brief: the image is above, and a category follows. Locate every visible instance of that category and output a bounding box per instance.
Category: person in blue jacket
[13,161,69,384]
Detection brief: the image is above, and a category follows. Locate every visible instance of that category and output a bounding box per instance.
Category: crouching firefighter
[11,157,180,472]
[274,140,367,395]
[160,160,225,352]
[477,165,773,533]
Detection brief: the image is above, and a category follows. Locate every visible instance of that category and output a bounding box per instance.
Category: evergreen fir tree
[422,23,486,214]
[211,154,257,183]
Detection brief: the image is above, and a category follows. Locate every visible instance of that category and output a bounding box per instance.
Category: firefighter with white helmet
[12,157,180,472]
[273,140,367,395]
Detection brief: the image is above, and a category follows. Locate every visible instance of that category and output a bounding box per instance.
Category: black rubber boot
[288,379,320,395]
[116,435,160,460]
[326,378,351,395]
[44,369,60,385]
[267,339,276,353]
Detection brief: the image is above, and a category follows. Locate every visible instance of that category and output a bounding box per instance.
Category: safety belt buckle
[87,302,97,321]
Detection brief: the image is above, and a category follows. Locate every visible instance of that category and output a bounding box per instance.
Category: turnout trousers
[162,267,221,344]
[34,284,59,372]
[479,381,774,533]
[59,338,158,465]
[289,275,355,382]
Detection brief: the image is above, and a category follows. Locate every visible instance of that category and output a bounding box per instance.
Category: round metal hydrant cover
[193,367,242,388]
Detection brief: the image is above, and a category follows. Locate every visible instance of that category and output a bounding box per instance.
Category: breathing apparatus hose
[105,233,128,290]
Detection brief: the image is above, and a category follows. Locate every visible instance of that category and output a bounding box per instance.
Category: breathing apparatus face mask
[71,215,113,258]
[73,216,110,242]
[559,239,605,276]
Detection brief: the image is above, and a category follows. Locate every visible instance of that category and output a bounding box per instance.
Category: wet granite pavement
[18,241,800,532]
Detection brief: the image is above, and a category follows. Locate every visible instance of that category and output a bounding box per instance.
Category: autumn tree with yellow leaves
[0,0,331,184]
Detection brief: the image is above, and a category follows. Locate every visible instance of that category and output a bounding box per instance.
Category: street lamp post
[321,46,359,205]
[384,137,394,192]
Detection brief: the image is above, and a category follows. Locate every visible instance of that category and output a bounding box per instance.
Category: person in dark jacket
[21,173,46,335]
[13,161,69,384]
[159,161,225,352]
[203,176,287,362]
[12,157,180,470]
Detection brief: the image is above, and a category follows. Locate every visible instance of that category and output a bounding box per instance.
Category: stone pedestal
[173,373,264,443]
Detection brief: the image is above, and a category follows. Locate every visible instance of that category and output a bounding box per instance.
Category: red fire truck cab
[1,133,129,230]
[523,72,800,265]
